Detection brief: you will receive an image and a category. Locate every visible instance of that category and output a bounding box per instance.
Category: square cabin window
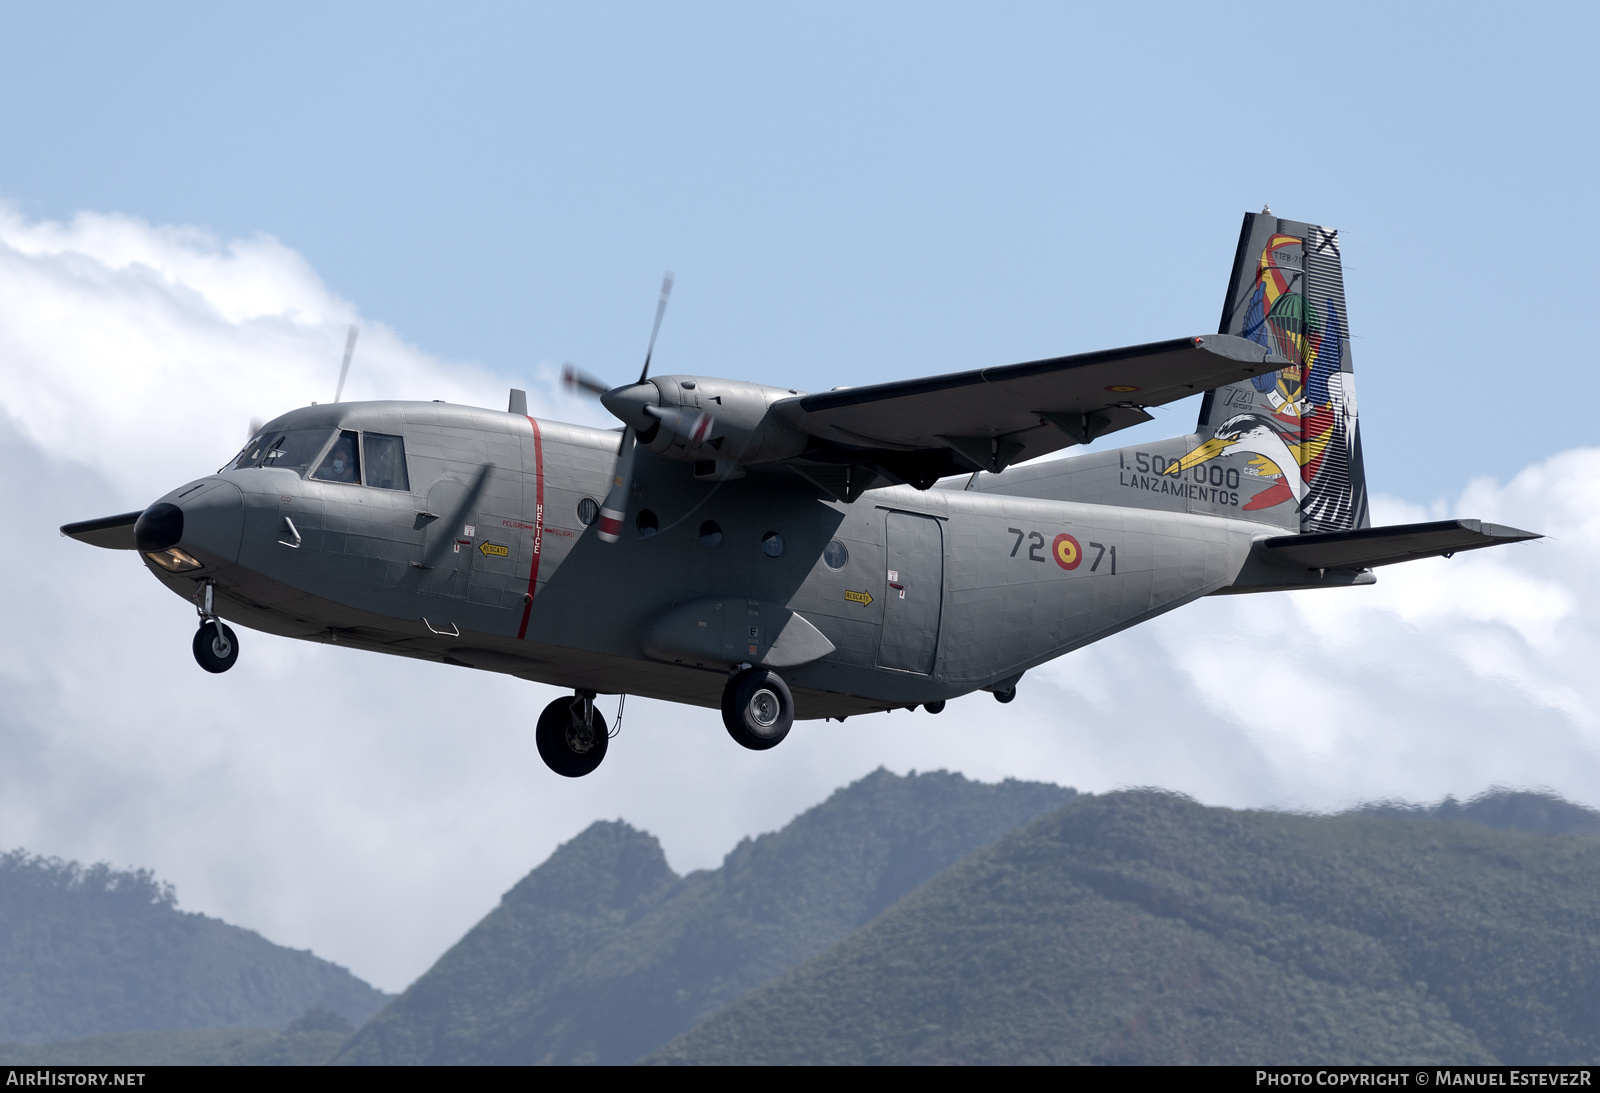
[312,430,362,484]
[363,433,410,491]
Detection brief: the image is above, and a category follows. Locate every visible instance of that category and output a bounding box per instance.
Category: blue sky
[3,3,1593,493]
[1,4,1596,991]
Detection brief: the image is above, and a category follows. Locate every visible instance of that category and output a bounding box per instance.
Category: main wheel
[193,621,239,674]
[722,668,794,751]
[536,696,609,777]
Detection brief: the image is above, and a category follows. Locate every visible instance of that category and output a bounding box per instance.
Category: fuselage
[143,399,1275,719]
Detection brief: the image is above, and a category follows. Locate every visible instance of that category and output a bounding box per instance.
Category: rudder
[1191,211,1370,532]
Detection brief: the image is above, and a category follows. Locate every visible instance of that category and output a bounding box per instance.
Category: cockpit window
[362,433,410,491]
[229,431,273,471]
[258,429,336,473]
[312,430,362,484]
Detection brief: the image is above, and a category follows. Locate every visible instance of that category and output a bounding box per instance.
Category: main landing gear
[191,583,238,674]
[537,691,609,777]
[722,666,794,751]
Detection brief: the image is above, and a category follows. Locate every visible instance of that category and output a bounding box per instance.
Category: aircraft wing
[1259,519,1541,570]
[771,334,1288,488]
[61,511,143,550]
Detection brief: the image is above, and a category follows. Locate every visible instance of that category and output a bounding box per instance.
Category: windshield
[252,429,336,473]
[228,431,272,471]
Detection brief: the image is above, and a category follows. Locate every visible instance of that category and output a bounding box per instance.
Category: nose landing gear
[193,620,238,673]
[536,691,609,777]
[722,667,794,751]
[191,582,239,674]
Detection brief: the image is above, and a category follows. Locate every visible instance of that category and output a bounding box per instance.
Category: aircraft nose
[139,481,245,568]
[177,481,245,566]
[133,502,183,552]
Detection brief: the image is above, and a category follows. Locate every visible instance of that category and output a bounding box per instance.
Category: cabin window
[363,433,410,491]
[700,520,722,548]
[761,532,784,558]
[823,539,849,570]
[636,510,659,538]
[260,429,336,473]
[312,430,362,483]
[576,498,599,526]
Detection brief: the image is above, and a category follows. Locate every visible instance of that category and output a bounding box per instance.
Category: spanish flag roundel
[1052,533,1082,570]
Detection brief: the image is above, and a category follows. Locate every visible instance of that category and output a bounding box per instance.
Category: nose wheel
[190,582,239,674]
[536,692,609,777]
[193,620,239,673]
[722,667,794,750]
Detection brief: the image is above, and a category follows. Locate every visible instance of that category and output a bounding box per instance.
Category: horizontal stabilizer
[1259,519,1540,571]
[775,334,1288,482]
[60,511,143,550]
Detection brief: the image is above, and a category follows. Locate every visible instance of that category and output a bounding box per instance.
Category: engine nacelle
[604,375,810,475]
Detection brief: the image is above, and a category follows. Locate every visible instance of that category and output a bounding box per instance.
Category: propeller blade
[561,362,612,398]
[421,463,496,568]
[637,271,675,383]
[596,272,676,545]
[596,430,638,544]
[334,325,359,404]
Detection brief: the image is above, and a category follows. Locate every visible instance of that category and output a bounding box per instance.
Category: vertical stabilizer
[1194,212,1370,532]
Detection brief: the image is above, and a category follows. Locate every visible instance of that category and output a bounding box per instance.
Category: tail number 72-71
[1007,528,1116,574]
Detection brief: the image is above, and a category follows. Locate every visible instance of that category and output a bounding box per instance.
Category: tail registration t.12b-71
[63,211,1539,777]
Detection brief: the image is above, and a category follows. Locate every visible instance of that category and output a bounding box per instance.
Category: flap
[772,334,1287,478]
[642,598,836,670]
[60,511,144,551]
[1259,519,1541,570]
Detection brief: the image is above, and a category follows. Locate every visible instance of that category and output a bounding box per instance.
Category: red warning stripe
[516,416,544,640]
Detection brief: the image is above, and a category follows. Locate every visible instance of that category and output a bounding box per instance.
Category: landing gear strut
[722,667,794,751]
[191,583,238,674]
[537,691,609,777]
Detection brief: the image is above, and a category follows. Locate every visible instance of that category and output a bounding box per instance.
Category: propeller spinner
[574,272,699,543]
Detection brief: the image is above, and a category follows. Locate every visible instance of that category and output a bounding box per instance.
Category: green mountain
[335,769,1076,1065]
[0,850,389,1043]
[0,1009,354,1066]
[1356,788,1600,835]
[650,791,1600,1065]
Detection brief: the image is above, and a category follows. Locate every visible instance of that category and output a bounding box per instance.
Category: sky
[0,3,1596,993]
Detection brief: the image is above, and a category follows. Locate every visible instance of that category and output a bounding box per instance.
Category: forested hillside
[0,851,388,1043]
[650,791,1600,1065]
[335,769,1075,1064]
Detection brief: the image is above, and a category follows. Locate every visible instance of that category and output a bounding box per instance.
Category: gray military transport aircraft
[63,211,1539,777]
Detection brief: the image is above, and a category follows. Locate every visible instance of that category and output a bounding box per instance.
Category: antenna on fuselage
[333,325,359,403]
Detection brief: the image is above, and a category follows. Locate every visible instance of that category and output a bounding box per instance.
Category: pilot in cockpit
[314,431,361,484]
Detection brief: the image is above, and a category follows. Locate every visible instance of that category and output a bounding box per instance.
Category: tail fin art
[1188,211,1371,532]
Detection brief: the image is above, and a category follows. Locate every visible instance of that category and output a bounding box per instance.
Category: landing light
[145,548,203,573]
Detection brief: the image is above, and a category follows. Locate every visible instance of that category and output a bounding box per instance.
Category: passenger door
[876,511,944,674]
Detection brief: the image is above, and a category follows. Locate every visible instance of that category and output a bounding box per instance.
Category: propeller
[240,324,359,448]
[561,363,610,398]
[334,325,359,403]
[594,272,675,543]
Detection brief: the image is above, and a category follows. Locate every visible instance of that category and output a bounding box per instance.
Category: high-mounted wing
[771,333,1287,489]
[1258,519,1541,571]
[61,511,143,550]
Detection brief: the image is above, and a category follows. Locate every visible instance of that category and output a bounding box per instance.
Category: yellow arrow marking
[845,589,873,605]
[479,541,509,558]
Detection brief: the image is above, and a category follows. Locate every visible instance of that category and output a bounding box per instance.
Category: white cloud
[1,206,1596,993]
